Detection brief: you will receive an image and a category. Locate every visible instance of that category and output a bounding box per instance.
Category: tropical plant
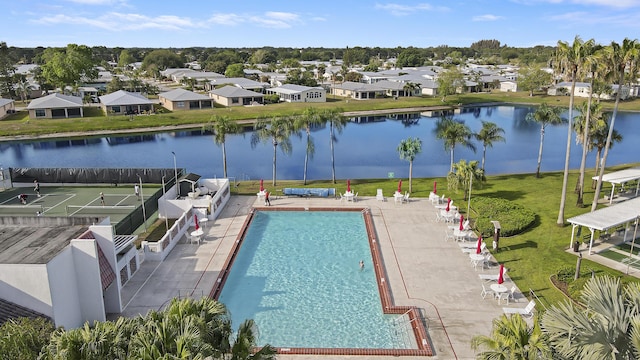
[471,313,551,360]
[541,276,640,359]
[402,82,420,97]
[435,117,476,173]
[446,159,483,201]
[592,38,639,212]
[324,108,348,184]
[437,67,466,101]
[590,121,623,185]
[251,116,295,186]
[205,115,242,178]
[229,319,277,360]
[475,121,506,174]
[14,79,33,103]
[396,137,422,193]
[555,36,595,225]
[525,103,566,178]
[0,317,54,360]
[295,108,323,185]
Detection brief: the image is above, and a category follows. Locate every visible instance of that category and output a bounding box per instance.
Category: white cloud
[208,11,301,28]
[64,0,128,5]
[511,0,640,8]
[472,14,504,21]
[374,3,449,16]
[548,10,640,28]
[31,12,200,31]
[208,13,244,26]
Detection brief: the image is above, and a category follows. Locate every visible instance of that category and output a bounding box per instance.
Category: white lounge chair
[376,189,384,201]
[402,192,410,203]
[503,300,536,318]
[499,285,518,305]
[462,242,487,254]
[479,269,507,282]
[353,192,358,202]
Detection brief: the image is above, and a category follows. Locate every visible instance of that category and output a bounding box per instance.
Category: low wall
[142,208,193,262]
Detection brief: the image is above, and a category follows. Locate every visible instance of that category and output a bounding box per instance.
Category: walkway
[117,195,531,360]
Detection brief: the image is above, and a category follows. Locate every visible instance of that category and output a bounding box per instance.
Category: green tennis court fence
[0,204,45,215]
[66,205,136,216]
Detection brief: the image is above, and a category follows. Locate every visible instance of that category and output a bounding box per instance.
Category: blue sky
[3,0,640,49]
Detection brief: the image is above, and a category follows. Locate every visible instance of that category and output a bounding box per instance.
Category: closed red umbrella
[347,179,351,193]
[260,179,264,192]
[459,214,464,231]
[445,198,451,212]
[498,264,505,284]
[433,181,437,194]
[476,235,483,254]
[397,179,402,193]
[194,214,199,230]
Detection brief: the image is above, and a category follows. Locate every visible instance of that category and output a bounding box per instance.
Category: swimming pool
[213,208,431,356]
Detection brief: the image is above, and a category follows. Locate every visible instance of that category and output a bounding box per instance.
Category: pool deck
[117,195,530,360]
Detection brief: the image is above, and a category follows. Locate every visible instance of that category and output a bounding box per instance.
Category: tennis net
[66,205,136,216]
[0,204,45,215]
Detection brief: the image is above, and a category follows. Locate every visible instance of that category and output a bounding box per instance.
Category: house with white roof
[375,80,421,98]
[546,81,630,100]
[26,93,84,119]
[205,77,270,93]
[99,90,154,115]
[331,81,386,100]
[158,88,213,111]
[266,84,326,103]
[209,86,264,107]
[0,216,139,329]
[0,98,15,120]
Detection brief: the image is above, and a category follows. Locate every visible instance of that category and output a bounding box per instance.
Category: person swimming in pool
[359,260,364,270]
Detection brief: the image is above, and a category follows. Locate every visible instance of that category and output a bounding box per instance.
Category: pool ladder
[391,309,417,348]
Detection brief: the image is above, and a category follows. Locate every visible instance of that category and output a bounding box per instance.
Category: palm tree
[397,137,422,193]
[435,117,476,173]
[229,319,277,360]
[205,115,241,178]
[324,108,347,184]
[402,82,420,97]
[447,159,483,201]
[575,42,601,207]
[472,313,551,360]
[591,122,623,188]
[295,108,323,185]
[475,121,506,174]
[555,36,595,225]
[541,276,640,359]
[525,103,566,178]
[251,116,295,186]
[592,38,639,212]
[14,79,32,104]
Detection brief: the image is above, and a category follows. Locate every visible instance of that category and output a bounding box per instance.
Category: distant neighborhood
[0,42,638,121]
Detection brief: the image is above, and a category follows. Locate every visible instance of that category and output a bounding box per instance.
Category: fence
[114,177,177,235]
[9,167,184,186]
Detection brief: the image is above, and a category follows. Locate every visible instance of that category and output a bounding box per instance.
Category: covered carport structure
[568,197,640,255]
[593,167,640,205]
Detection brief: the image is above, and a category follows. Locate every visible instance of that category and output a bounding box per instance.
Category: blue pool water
[218,210,409,349]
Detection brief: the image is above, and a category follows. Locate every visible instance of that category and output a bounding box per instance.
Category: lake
[0,105,638,181]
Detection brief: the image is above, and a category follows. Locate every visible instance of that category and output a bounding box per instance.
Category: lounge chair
[402,192,410,203]
[479,269,507,282]
[462,242,487,254]
[353,192,359,202]
[503,300,536,318]
[376,189,384,201]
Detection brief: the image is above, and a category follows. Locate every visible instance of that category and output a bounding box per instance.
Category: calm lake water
[0,105,638,181]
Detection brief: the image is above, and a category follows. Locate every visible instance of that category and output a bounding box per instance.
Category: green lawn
[3,90,640,138]
[233,165,640,306]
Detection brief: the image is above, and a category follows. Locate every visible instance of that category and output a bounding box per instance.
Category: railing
[142,207,193,262]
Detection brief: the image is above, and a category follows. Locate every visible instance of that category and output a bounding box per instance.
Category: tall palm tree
[251,116,295,186]
[475,121,506,174]
[447,159,483,201]
[541,276,640,359]
[324,108,347,184]
[14,79,33,104]
[574,101,606,195]
[555,36,595,225]
[591,122,623,188]
[295,108,323,185]
[435,117,476,173]
[574,41,600,207]
[471,313,551,360]
[397,137,422,193]
[592,38,639,212]
[525,103,566,178]
[205,115,241,178]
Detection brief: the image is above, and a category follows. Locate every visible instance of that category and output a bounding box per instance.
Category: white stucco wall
[47,248,84,328]
[69,238,106,324]
[90,224,122,314]
[0,263,52,318]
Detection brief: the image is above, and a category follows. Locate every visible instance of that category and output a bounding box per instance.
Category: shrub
[471,197,535,237]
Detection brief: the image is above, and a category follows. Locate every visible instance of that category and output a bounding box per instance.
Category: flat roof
[0,220,91,264]
[567,197,640,230]
[592,167,640,184]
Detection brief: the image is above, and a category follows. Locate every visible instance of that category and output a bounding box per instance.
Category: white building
[266,84,326,103]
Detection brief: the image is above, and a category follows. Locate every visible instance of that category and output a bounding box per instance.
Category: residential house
[545,81,630,99]
[26,93,84,119]
[209,86,264,107]
[500,80,518,92]
[158,88,213,111]
[99,90,154,115]
[205,77,270,93]
[331,81,386,99]
[266,84,326,103]
[0,98,15,120]
[375,80,421,98]
[0,216,139,329]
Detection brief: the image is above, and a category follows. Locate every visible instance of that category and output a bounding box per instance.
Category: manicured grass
[233,165,640,306]
[3,90,640,138]
[599,249,640,270]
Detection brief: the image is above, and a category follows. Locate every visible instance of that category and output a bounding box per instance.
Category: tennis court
[0,185,161,227]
